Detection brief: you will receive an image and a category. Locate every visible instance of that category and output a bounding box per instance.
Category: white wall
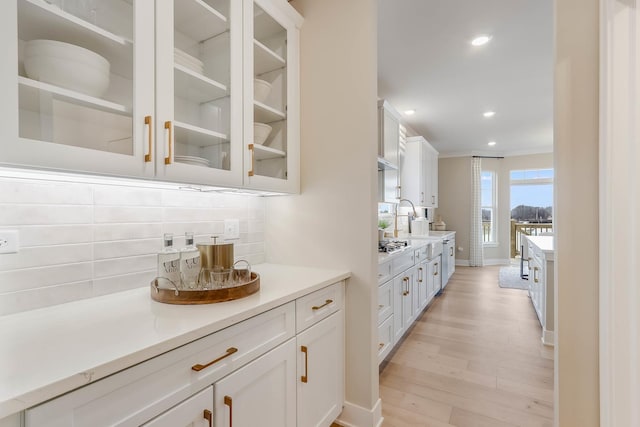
[0,174,265,315]
[437,153,553,264]
[266,0,381,423]
[555,0,600,425]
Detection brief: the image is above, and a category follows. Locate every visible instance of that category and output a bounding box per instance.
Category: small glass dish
[232,260,252,285]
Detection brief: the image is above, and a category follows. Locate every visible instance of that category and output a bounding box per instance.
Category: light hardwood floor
[379,266,554,427]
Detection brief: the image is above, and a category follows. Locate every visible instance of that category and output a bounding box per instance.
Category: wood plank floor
[379,266,554,427]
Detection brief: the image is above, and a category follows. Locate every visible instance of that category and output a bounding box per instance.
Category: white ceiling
[377,0,554,157]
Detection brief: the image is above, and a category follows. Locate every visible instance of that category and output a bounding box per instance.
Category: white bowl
[254,123,272,145]
[24,40,110,98]
[254,78,272,103]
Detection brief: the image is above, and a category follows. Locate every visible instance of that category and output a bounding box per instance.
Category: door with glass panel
[0,0,155,178]
[155,0,243,187]
[243,0,301,193]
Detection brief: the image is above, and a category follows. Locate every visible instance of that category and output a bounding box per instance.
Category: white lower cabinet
[416,260,429,312]
[296,312,344,427]
[214,339,297,427]
[143,386,213,427]
[23,282,345,427]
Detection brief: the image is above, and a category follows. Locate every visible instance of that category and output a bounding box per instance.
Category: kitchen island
[0,264,350,425]
[525,235,555,346]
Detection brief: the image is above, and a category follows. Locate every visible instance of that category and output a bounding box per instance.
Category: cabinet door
[448,238,456,278]
[243,0,302,193]
[416,261,428,311]
[142,386,213,427]
[155,0,243,187]
[1,0,154,178]
[383,168,400,202]
[430,148,439,207]
[392,274,409,343]
[381,106,399,166]
[402,270,414,331]
[214,338,296,427]
[297,312,344,427]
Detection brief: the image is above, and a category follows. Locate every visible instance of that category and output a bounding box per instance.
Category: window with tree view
[481,171,496,244]
[510,169,554,223]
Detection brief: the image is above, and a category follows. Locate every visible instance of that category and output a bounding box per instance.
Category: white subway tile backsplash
[0,244,93,271]
[0,180,93,205]
[0,263,93,293]
[0,176,267,315]
[94,239,162,260]
[94,206,163,223]
[0,205,93,225]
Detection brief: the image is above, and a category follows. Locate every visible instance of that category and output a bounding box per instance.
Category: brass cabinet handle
[378,304,384,310]
[224,396,233,427]
[203,409,212,427]
[403,277,410,295]
[191,347,238,372]
[432,195,435,204]
[434,262,439,276]
[421,191,424,203]
[418,267,423,283]
[534,267,539,283]
[396,185,402,199]
[312,299,333,310]
[378,342,384,350]
[248,144,255,176]
[144,115,152,162]
[301,345,308,383]
[450,247,453,256]
[164,121,173,165]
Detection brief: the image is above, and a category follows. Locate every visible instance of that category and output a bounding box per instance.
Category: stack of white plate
[175,156,210,167]
[174,48,204,74]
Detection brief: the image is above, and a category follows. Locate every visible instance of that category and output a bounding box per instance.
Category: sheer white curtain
[470,157,484,266]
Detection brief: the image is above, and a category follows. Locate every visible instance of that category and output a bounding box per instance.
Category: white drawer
[392,251,415,276]
[25,302,295,427]
[377,315,394,364]
[414,246,428,263]
[296,282,344,333]
[378,260,393,285]
[378,280,393,324]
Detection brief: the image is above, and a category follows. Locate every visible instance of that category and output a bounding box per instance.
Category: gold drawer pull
[301,345,308,383]
[204,409,212,427]
[164,120,173,165]
[378,342,384,350]
[378,304,384,310]
[248,143,255,176]
[191,347,238,372]
[312,299,333,311]
[224,396,233,427]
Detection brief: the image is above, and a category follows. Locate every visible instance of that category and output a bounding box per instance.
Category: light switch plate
[224,219,240,239]
[0,230,19,254]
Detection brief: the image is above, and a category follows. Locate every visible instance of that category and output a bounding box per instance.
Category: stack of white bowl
[175,155,210,167]
[174,48,204,74]
[24,39,110,98]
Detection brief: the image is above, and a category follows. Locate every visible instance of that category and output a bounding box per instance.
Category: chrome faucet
[394,199,418,237]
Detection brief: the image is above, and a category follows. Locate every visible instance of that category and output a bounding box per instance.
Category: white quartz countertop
[422,230,456,239]
[526,235,554,255]
[0,263,350,418]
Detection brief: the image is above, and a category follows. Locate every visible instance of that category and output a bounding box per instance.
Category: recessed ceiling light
[488,141,497,146]
[404,109,416,116]
[471,35,492,46]
[483,111,496,118]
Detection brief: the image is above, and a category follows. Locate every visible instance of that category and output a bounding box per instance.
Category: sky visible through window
[510,169,553,210]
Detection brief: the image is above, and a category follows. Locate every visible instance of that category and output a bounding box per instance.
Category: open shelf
[175,0,228,42]
[174,121,228,147]
[254,144,285,160]
[174,64,228,104]
[254,39,285,75]
[18,0,133,79]
[254,101,285,123]
[18,76,131,116]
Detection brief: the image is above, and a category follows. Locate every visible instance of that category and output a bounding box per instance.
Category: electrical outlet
[223,219,240,239]
[0,230,19,254]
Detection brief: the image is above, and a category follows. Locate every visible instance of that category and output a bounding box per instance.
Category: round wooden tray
[150,272,260,305]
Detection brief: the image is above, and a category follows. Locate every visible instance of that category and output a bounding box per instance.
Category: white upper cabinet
[1,0,155,178]
[243,0,302,193]
[378,100,402,202]
[0,0,302,193]
[402,135,438,208]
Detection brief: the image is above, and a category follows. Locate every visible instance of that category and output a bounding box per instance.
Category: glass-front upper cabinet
[0,0,155,178]
[243,0,302,193]
[155,0,243,188]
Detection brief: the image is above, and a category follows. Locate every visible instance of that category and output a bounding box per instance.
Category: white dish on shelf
[24,39,110,98]
[254,78,272,103]
[175,155,210,167]
[253,122,272,145]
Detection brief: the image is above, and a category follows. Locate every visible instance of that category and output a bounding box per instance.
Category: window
[510,169,553,222]
[481,171,497,244]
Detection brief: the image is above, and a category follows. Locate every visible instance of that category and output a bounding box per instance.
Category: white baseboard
[454,259,510,267]
[542,329,554,346]
[335,398,383,427]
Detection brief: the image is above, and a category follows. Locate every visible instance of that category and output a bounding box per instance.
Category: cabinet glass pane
[252,2,287,180]
[173,0,231,171]
[16,0,134,155]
